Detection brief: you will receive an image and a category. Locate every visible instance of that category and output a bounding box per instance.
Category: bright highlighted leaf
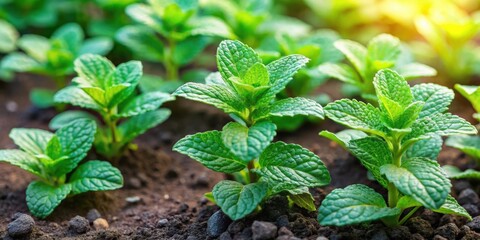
[0,150,42,176]
[254,97,324,120]
[9,128,53,155]
[217,40,261,82]
[412,83,454,118]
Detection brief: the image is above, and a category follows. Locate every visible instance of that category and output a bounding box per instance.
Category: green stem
[165,37,179,81]
[104,110,118,145]
[247,161,257,183]
[399,206,420,225]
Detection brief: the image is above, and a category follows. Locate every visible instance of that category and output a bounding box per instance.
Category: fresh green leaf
[9,128,53,155]
[319,129,367,149]
[445,135,480,160]
[54,86,102,111]
[49,111,97,130]
[334,40,367,76]
[405,113,477,142]
[405,135,442,160]
[0,149,42,176]
[117,91,174,118]
[0,20,18,53]
[254,97,324,120]
[118,109,171,144]
[443,165,480,180]
[74,54,114,88]
[217,40,261,82]
[69,160,123,195]
[26,181,72,218]
[412,83,454,118]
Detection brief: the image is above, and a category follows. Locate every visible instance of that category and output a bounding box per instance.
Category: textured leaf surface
[74,54,114,88]
[217,40,261,82]
[318,184,400,226]
[118,109,170,143]
[173,131,246,173]
[334,40,367,75]
[49,111,97,130]
[455,84,480,113]
[396,63,437,79]
[373,69,412,109]
[319,130,367,149]
[0,150,41,176]
[405,135,442,160]
[9,128,53,155]
[69,161,123,194]
[348,137,391,187]
[257,142,330,193]
[380,157,450,209]
[26,181,71,218]
[405,113,477,141]
[255,97,324,120]
[54,86,102,110]
[443,165,480,180]
[221,121,276,162]
[262,55,309,99]
[411,83,453,118]
[317,63,360,85]
[396,195,471,219]
[118,91,174,117]
[213,180,268,220]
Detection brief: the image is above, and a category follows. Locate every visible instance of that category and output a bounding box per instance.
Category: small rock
[234,227,253,240]
[276,215,289,228]
[421,210,442,226]
[5,101,18,112]
[165,169,178,179]
[186,236,198,240]
[371,229,389,240]
[276,236,301,240]
[463,203,480,216]
[178,203,189,213]
[86,209,101,224]
[454,180,472,193]
[228,221,245,234]
[219,232,232,240]
[93,218,109,230]
[387,226,412,239]
[407,216,434,238]
[411,233,425,240]
[435,223,460,240]
[433,235,448,240]
[277,226,293,236]
[466,216,480,232]
[463,227,480,240]
[207,210,232,237]
[127,177,142,189]
[252,221,277,240]
[157,219,169,228]
[7,213,35,238]
[194,173,209,188]
[69,215,90,234]
[126,196,141,204]
[458,189,480,205]
[316,237,329,240]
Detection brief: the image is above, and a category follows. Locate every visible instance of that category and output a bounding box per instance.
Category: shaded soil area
[0,74,479,239]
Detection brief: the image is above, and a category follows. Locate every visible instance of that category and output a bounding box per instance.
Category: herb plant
[318,69,476,227]
[0,119,123,218]
[0,19,18,82]
[444,84,480,179]
[173,40,330,220]
[318,34,436,101]
[115,0,233,92]
[1,23,113,108]
[52,54,174,159]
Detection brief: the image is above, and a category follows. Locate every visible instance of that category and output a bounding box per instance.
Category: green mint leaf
[405,113,478,142]
[26,181,72,218]
[221,121,276,162]
[117,91,174,118]
[324,99,385,136]
[110,60,143,87]
[54,86,102,111]
[189,17,233,39]
[115,26,164,61]
[205,72,226,86]
[126,4,162,31]
[173,82,244,113]
[0,149,42,176]
[317,63,360,85]
[405,135,442,160]
[367,34,401,69]
[79,37,113,56]
[74,54,114,88]
[434,195,472,220]
[254,97,324,121]
[455,84,480,115]
[446,135,480,160]
[49,111,97,130]
[69,160,123,195]
[348,137,391,187]
[373,69,412,109]
[30,89,55,109]
[213,180,268,220]
[334,39,367,76]
[17,34,50,62]
[1,53,41,72]
[396,63,437,80]
[318,184,400,226]
[443,165,480,180]
[45,136,62,160]
[82,87,106,106]
[173,131,247,173]
[256,142,330,194]
[0,20,18,53]
[9,128,53,155]
[118,109,171,144]
[173,36,209,66]
[319,130,367,149]
[380,157,451,209]
[412,83,454,118]
[217,40,261,83]
[243,63,269,87]
[288,188,316,211]
[51,23,83,54]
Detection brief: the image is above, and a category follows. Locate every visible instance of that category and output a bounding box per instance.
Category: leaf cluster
[318,69,476,226]
[52,54,174,158]
[0,119,123,218]
[0,19,18,82]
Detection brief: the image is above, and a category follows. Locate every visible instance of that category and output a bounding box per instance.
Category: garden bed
[1,75,479,240]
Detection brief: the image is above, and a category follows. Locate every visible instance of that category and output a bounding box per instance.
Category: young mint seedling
[318,69,477,227]
[1,23,113,108]
[319,34,436,101]
[0,20,18,82]
[52,54,175,158]
[173,40,330,220]
[0,119,123,218]
[116,0,233,92]
[444,84,480,179]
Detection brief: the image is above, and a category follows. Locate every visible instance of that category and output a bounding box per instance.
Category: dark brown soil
[0,74,479,239]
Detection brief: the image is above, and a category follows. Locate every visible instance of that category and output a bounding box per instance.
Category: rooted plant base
[1,76,480,239]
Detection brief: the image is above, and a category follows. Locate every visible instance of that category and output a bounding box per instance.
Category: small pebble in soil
[128,177,142,189]
[387,226,411,239]
[207,210,232,237]
[462,203,480,216]
[7,213,35,238]
[178,203,189,213]
[219,232,232,240]
[411,233,425,240]
[125,196,142,204]
[370,229,389,240]
[277,236,301,240]
[454,180,472,193]
[433,235,448,240]
[406,217,433,238]
[5,101,18,112]
[157,219,169,228]
[164,194,170,200]
[252,221,278,240]
[466,216,480,232]
[458,189,480,205]
[69,216,90,234]
[227,220,245,234]
[276,215,289,228]
[278,226,293,237]
[86,209,102,224]
[435,223,460,240]
[316,237,329,240]
[93,218,109,230]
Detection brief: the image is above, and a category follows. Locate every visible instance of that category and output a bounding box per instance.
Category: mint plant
[173,40,330,220]
[444,84,480,179]
[318,34,436,101]
[318,69,476,227]
[115,0,233,92]
[0,19,18,82]
[52,54,174,159]
[1,23,113,108]
[0,119,123,218]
